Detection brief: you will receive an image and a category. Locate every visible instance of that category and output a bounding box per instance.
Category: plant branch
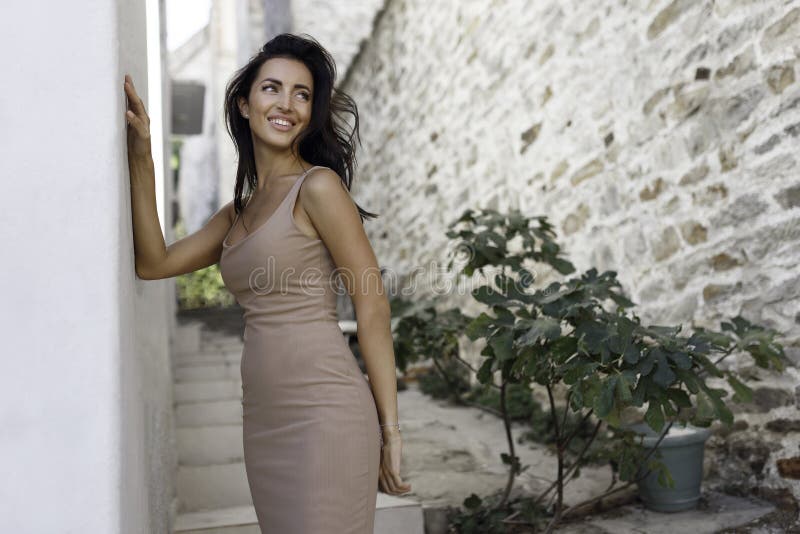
[533,417,602,509]
[543,385,565,532]
[555,419,603,493]
[459,399,503,418]
[453,354,502,390]
[561,409,594,451]
[630,420,674,482]
[431,353,464,395]
[561,420,675,519]
[428,354,504,416]
[560,391,573,433]
[490,380,517,511]
[547,385,562,441]
[560,483,638,520]
[710,345,737,367]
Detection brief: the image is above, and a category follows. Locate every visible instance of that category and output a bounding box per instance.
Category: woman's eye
[261,85,309,100]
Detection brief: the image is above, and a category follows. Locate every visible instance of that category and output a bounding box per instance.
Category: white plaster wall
[0,1,175,532]
[171,25,220,234]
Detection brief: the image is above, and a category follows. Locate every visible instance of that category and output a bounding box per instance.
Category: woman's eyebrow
[260,77,312,91]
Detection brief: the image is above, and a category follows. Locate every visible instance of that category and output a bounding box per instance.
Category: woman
[125,33,411,533]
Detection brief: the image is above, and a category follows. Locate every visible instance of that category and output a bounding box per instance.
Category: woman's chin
[253,133,296,150]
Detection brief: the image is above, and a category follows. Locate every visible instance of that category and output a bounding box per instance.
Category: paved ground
[394,381,789,533]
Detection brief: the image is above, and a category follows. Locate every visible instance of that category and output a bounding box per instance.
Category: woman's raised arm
[125,74,233,280]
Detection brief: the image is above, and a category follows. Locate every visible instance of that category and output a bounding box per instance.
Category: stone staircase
[171,320,425,534]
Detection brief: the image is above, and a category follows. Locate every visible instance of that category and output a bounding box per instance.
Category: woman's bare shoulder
[220,199,237,225]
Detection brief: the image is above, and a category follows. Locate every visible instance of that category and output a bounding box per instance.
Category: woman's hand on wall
[124,74,152,159]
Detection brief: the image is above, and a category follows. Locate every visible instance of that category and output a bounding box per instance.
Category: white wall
[170,25,220,234]
[0,1,175,532]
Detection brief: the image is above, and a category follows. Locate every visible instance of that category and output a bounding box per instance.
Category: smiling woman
[125,32,411,534]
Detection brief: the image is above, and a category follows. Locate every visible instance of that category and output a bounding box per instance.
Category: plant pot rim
[628,422,712,448]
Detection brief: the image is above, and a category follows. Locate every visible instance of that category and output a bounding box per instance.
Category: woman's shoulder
[303,166,348,193]
[306,164,335,175]
[221,199,238,225]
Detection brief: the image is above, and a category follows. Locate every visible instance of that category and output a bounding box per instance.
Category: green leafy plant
[392,208,787,532]
[175,263,235,310]
[446,490,549,534]
[173,219,236,310]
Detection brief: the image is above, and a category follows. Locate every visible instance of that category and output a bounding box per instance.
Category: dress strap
[291,165,323,194]
[222,209,241,248]
[286,165,323,213]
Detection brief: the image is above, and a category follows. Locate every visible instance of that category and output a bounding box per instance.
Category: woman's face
[239,57,314,149]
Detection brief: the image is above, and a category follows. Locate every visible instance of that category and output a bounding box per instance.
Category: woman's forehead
[257,58,313,86]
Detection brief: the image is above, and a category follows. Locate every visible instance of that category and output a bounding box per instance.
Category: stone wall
[342,0,800,501]
[291,0,385,84]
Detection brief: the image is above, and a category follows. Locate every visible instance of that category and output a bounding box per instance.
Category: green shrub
[391,207,787,532]
[173,219,235,310]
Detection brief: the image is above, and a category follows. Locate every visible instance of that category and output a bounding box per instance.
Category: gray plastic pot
[629,422,712,512]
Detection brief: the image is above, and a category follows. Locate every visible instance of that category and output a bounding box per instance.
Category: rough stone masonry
[342,0,800,504]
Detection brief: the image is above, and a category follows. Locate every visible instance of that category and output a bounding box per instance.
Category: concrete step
[174,505,259,534]
[174,351,242,366]
[173,494,425,533]
[174,380,242,404]
[177,463,252,512]
[197,339,245,353]
[174,322,203,354]
[178,425,244,466]
[174,362,241,382]
[376,492,425,534]
[176,400,243,427]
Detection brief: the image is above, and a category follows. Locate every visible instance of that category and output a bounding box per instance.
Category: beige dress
[219,165,381,533]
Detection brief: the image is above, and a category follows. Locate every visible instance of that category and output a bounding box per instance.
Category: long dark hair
[223,33,378,224]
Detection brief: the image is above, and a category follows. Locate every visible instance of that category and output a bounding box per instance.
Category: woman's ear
[237,96,249,119]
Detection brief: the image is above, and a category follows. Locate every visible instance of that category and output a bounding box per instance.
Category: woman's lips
[268,118,293,132]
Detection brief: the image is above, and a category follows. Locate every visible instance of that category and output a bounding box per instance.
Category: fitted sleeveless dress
[218,165,381,533]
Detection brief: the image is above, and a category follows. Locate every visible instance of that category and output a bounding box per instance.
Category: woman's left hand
[378,430,412,496]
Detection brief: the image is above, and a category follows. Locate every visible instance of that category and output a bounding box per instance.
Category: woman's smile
[267,117,293,131]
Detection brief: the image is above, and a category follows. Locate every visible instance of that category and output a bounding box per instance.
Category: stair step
[376,493,426,534]
[174,363,240,382]
[194,342,244,354]
[178,425,244,466]
[174,380,242,404]
[174,323,203,354]
[173,494,425,533]
[174,505,258,534]
[178,463,252,512]
[200,336,244,347]
[176,400,242,427]
[174,352,242,366]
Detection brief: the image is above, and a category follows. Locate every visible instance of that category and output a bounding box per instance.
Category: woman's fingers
[124,75,150,124]
[387,438,412,493]
[389,464,411,493]
[126,110,147,138]
[380,464,399,494]
[390,464,411,490]
[124,79,142,114]
[123,76,152,146]
[378,443,412,496]
[379,449,399,494]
